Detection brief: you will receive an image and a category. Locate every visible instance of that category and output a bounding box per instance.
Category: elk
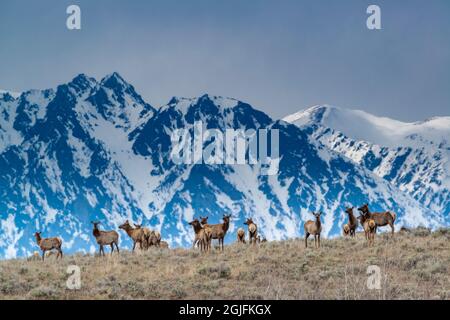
[345,207,358,237]
[358,215,377,246]
[147,230,162,248]
[343,224,351,236]
[118,220,145,252]
[91,221,120,256]
[34,232,63,261]
[160,241,169,249]
[304,212,322,248]
[244,218,258,244]
[200,215,231,251]
[358,204,396,236]
[367,219,377,246]
[188,219,210,252]
[135,224,160,249]
[237,228,246,243]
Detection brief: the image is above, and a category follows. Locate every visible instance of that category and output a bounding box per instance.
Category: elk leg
[132,241,136,252]
[305,233,309,248]
[115,242,120,254]
[42,250,46,261]
[318,234,321,248]
[110,244,114,255]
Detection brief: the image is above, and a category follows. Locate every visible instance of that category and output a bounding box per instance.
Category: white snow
[0,90,21,99]
[284,105,450,149]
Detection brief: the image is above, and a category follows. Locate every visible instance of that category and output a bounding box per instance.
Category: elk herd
[303,204,396,248]
[32,203,396,260]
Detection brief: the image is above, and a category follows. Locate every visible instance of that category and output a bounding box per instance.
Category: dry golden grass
[0,228,448,300]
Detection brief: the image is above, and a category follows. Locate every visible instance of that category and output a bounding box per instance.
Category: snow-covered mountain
[0,75,446,259]
[284,105,450,216]
[0,90,21,100]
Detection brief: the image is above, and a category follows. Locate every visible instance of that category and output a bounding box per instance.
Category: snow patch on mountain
[284,105,450,218]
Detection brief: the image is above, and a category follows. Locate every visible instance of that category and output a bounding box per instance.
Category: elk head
[358,204,369,214]
[244,218,254,225]
[199,216,209,225]
[119,220,132,230]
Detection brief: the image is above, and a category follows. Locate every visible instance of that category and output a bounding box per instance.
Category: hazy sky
[0,0,449,121]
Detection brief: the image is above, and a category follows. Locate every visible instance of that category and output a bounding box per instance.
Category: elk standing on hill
[358,204,396,236]
[189,219,210,252]
[345,207,358,237]
[147,230,162,248]
[304,212,322,248]
[34,232,63,261]
[237,228,246,243]
[200,215,231,251]
[91,221,120,256]
[160,241,169,249]
[343,224,350,236]
[135,224,161,249]
[358,215,377,246]
[119,220,145,252]
[244,218,258,244]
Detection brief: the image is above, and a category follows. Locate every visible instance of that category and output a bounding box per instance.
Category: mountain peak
[68,73,97,92]
[282,104,338,126]
[0,90,21,100]
[100,72,129,89]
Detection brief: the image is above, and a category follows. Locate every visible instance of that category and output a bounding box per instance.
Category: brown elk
[188,219,210,252]
[367,219,377,246]
[148,230,162,248]
[118,220,145,252]
[358,204,396,236]
[200,215,231,251]
[244,218,258,244]
[345,207,358,237]
[237,228,246,243]
[91,221,120,256]
[304,212,322,248]
[159,241,169,249]
[343,224,351,236]
[358,215,377,246]
[34,232,63,261]
[135,224,161,248]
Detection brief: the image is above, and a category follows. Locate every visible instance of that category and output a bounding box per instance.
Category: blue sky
[0,0,449,121]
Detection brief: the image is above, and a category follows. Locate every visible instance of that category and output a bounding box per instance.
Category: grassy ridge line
[0,229,448,300]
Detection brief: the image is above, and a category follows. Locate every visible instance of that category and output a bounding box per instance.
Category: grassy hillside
[0,228,449,300]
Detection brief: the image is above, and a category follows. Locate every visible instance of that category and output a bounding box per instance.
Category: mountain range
[0,74,447,258]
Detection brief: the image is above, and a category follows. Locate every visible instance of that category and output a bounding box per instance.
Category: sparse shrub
[198,263,231,279]
[28,285,59,299]
[412,227,431,237]
[0,231,448,300]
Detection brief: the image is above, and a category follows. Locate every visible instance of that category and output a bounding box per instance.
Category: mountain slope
[284,105,450,216]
